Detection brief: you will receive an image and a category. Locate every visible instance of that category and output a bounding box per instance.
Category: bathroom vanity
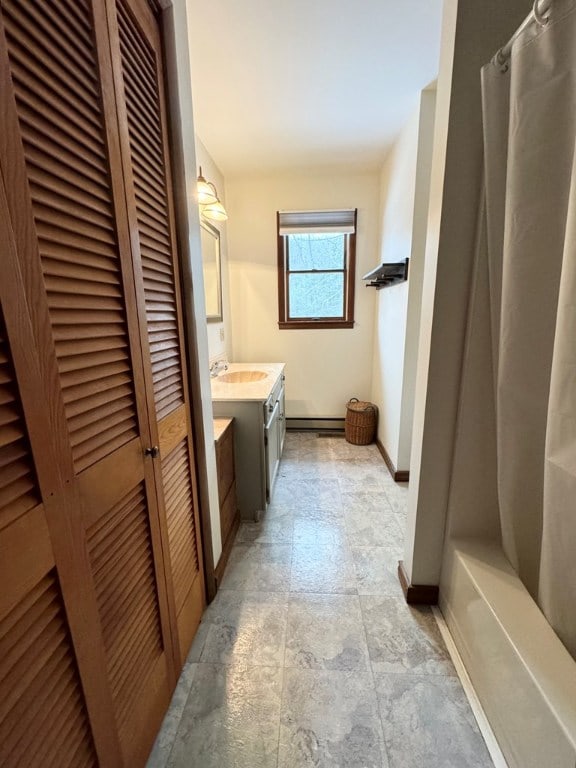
[211,363,285,521]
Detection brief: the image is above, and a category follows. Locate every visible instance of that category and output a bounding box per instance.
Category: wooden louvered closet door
[0,0,205,765]
[105,0,206,663]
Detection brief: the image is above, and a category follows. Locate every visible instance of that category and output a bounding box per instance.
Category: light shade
[197,167,218,205]
[202,200,228,221]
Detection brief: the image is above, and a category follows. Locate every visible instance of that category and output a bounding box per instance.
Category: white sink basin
[218,370,268,383]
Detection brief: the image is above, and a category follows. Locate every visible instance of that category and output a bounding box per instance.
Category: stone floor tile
[337,459,393,477]
[330,442,383,461]
[265,502,296,518]
[361,596,455,674]
[220,543,292,592]
[351,547,404,596]
[292,517,348,547]
[167,662,283,768]
[340,489,395,513]
[341,495,403,549]
[199,591,288,666]
[338,476,395,494]
[278,667,388,768]
[289,503,344,522]
[273,478,342,510]
[279,460,338,481]
[291,543,357,594]
[382,483,409,514]
[374,673,493,768]
[285,594,370,672]
[236,510,294,544]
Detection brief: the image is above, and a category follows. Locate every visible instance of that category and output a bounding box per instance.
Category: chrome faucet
[210,360,228,377]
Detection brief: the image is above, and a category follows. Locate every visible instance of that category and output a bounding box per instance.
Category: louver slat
[87,483,164,736]
[0,573,97,767]
[5,0,96,82]
[0,308,40,531]
[117,0,184,422]
[161,440,199,614]
[1,0,139,473]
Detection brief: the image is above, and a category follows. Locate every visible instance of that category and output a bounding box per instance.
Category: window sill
[278,320,355,330]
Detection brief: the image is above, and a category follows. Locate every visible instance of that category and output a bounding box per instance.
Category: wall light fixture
[197,167,228,221]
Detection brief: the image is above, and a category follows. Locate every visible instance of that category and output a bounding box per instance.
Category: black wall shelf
[362,258,409,289]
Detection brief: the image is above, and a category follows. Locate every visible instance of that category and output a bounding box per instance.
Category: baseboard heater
[286,417,345,432]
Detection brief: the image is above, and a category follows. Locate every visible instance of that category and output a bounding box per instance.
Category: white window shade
[278,209,356,235]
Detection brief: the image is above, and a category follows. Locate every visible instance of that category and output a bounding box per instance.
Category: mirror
[200,220,222,321]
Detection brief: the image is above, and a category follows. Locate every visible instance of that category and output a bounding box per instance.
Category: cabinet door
[0,0,180,763]
[105,0,206,664]
[278,384,286,456]
[265,400,281,502]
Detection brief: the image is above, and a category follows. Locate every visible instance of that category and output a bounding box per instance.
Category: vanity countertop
[211,362,285,402]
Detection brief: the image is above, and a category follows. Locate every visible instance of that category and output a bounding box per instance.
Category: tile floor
[147,432,494,768]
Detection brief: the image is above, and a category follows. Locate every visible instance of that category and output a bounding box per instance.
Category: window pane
[288,233,345,271]
[288,272,344,318]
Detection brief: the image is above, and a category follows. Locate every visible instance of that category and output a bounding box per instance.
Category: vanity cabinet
[214,419,239,582]
[212,364,285,521]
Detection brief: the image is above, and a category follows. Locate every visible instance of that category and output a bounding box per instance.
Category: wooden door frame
[153,2,217,602]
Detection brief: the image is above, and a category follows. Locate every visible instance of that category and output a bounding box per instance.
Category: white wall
[371,112,418,466]
[371,89,435,471]
[163,1,222,564]
[225,169,379,419]
[195,137,232,363]
[398,89,436,470]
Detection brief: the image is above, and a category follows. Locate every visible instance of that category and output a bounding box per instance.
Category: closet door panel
[0,571,98,768]
[0,241,101,766]
[161,436,204,659]
[108,0,205,663]
[76,425,171,751]
[1,0,140,474]
[0,164,121,766]
[85,479,168,755]
[115,0,185,425]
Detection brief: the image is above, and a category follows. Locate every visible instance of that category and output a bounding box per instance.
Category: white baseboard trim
[432,605,509,768]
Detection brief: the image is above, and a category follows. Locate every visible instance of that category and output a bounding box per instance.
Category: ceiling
[187,0,444,176]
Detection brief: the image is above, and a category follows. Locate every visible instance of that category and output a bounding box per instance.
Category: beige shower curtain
[481,0,576,658]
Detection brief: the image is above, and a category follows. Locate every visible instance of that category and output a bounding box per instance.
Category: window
[277,208,357,329]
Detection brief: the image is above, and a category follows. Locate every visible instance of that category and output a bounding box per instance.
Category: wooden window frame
[277,210,357,330]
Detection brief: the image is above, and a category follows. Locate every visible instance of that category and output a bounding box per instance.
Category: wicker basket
[345,398,377,445]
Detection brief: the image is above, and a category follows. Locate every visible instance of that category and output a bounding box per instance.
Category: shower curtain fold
[479,0,576,658]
